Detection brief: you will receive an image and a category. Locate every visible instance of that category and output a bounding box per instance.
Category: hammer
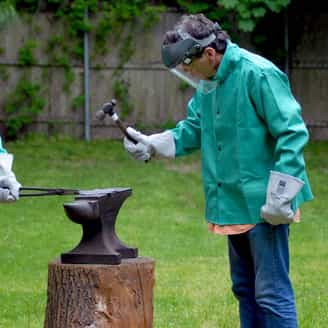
[96,99,149,162]
[96,99,138,144]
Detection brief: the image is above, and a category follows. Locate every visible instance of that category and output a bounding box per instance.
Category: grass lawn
[0,136,327,327]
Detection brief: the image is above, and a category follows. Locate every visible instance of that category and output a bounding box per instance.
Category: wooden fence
[0,10,327,140]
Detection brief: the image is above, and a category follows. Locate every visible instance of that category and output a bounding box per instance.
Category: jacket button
[217,182,222,187]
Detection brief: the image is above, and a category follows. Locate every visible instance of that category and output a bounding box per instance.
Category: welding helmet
[161,23,222,92]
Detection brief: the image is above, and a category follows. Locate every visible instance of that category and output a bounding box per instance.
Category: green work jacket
[171,41,313,225]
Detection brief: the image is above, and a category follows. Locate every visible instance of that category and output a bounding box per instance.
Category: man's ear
[204,47,220,67]
[203,47,216,59]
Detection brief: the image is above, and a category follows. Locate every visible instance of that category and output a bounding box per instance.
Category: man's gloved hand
[0,153,21,202]
[123,127,175,161]
[261,171,304,225]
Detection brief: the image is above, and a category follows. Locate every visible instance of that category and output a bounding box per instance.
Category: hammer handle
[113,117,149,163]
[115,119,138,145]
[99,102,149,162]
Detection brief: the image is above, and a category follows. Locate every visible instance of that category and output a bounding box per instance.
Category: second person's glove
[123,127,175,161]
[0,153,21,202]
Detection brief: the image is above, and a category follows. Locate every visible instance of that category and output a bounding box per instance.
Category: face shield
[170,67,219,94]
[161,25,221,93]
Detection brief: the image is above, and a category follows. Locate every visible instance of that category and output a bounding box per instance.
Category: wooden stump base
[44,257,155,328]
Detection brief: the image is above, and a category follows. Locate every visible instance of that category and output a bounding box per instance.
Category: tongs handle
[19,187,80,197]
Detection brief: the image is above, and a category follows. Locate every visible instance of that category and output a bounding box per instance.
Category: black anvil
[61,188,138,265]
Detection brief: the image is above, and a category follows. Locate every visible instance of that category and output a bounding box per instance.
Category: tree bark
[44,257,155,328]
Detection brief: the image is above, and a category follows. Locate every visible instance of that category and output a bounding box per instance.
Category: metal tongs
[19,187,80,197]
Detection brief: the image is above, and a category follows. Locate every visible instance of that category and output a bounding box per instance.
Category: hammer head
[96,99,117,120]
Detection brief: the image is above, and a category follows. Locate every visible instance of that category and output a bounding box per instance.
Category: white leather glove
[123,127,175,161]
[0,153,21,202]
[261,171,304,225]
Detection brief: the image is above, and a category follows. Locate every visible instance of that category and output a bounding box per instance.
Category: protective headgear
[161,23,222,92]
[162,31,217,69]
[162,23,222,69]
[169,68,219,94]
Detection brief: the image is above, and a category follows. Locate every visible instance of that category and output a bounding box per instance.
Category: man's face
[180,47,220,80]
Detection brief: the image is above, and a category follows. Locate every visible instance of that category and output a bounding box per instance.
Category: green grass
[0,136,327,327]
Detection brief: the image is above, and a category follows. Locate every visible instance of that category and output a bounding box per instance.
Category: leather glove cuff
[148,131,175,158]
[261,171,304,225]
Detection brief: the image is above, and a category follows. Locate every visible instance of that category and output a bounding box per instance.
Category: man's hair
[163,14,230,54]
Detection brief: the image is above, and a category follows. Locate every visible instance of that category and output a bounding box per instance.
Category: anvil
[61,187,138,265]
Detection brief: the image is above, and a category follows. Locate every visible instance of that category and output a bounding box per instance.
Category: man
[0,138,21,202]
[124,14,313,328]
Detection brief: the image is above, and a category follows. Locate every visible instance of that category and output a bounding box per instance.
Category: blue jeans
[228,223,298,328]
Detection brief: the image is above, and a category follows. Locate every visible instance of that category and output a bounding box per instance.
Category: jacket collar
[214,41,240,83]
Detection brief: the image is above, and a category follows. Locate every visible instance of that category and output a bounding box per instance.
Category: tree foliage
[171,0,290,32]
[219,0,289,31]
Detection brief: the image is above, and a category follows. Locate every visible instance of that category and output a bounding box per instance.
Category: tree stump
[44,257,155,328]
